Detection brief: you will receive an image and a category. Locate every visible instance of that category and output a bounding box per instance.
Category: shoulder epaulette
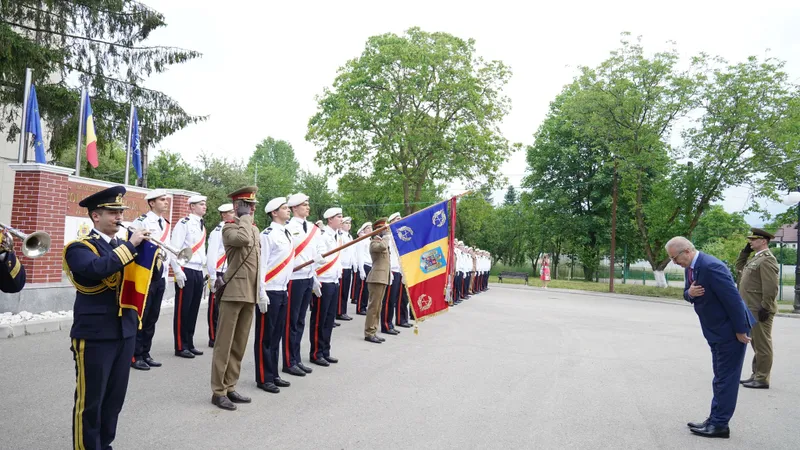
[135,213,147,221]
[180,217,190,224]
[263,227,272,235]
[214,224,223,231]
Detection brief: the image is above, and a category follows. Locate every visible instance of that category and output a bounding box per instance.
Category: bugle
[0,222,51,258]
[117,222,193,266]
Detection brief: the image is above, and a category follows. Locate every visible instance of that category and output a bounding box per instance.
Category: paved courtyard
[1,284,798,449]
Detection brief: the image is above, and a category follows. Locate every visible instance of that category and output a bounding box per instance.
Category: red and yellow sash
[215,254,227,271]
[294,224,318,256]
[191,228,206,254]
[264,252,294,283]
[159,222,170,243]
[315,252,339,276]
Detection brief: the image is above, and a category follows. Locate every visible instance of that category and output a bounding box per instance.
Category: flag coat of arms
[389,200,452,321]
[119,233,158,328]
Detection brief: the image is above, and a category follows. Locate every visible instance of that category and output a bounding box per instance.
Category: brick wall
[170,194,191,225]
[10,169,70,283]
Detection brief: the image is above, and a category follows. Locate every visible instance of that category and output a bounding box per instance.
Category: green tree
[306,27,514,215]
[295,170,335,223]
[191,153,250,228]
[146,150,195,190]
[692,205,750,249]
[1,0,203,176]
[247,137,300,225]
[503,185,518,205]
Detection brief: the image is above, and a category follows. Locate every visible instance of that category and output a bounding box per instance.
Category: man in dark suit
[63,185,148,450]
[0,228,26,293]
[666,236,755,439]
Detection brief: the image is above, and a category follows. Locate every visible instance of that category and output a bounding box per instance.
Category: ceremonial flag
[130,107,142,179]
[83,92,99,168]
[25,85,47,164]
[119,233,159,328]
[389,199,452,321]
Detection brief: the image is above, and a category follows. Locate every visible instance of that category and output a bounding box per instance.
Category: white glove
[389,273,394,285]
[174,270,186,289]
[315,255,327,265]
[359,268,366,280]
[312,280,322,297]
[257,293,269,314]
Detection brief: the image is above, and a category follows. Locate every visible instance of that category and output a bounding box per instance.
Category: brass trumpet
[0,222,51,258]
[117,222,193,266]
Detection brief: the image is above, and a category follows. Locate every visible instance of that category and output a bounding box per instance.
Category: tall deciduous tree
[247,137,300,225]
[306,27,514,215]
[1,0,203,173]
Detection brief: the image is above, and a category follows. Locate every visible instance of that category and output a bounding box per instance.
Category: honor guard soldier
[0,227,26,293]
[353,222,373,315]
[210,186,260,411]
[336,217,354,322]
[206,203,235,348]
[310,207,344,366]
[736,228,780,389]
[63,186,149,450]
[129,189,170,371]
[254,197,294,393]
[364,217,389,344]
[389,213,412,328]
[284,193,326,377]
[170,195,208,358]
[381,212,402,335]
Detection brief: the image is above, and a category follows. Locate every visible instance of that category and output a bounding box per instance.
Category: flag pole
[124,104,135,185]
[293,191,471,272]
[17,68,32,164]
[75,86,87,176]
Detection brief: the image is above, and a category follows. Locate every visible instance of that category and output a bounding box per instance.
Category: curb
[0,296,202,340]
[490,282,800,319]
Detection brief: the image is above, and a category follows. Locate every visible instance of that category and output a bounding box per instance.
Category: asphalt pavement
[1,284,798,450]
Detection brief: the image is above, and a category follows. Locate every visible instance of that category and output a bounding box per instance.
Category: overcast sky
[141,0,800,224]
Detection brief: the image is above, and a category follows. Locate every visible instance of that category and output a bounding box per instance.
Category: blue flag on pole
[131,107,142,179]
[25,85,47,164]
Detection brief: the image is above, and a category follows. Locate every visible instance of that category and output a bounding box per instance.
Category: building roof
[773,223,798,243]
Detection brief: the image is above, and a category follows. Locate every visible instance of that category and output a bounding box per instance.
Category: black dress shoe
[397,323,413,328]
[365,335,382,344]
[382,329,400,335]
[211,395,236,411]
[376,335,386,342]
[175,349,195,358]
[340,314,353,321]
[687,418,709,429]
[282,366,306,377]
[189,348,204,356]
[131,359,150,370]
[742,380,769,389]
[273,378,290,387]
[311,358,330,367]
[227,391,251,403]
[297,362,313,374]
[256,382,280,394]
[356,311,367,315]
[208,340,215,348]
[333,322,341,327]
[144,357,162,367]
[324,356,338,364]
[740,377,753,384]
[690,424,730,438]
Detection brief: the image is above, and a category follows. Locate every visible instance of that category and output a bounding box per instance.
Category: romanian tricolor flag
[83,92,99,168]
[119,233,158,328]
[389,199,454,321]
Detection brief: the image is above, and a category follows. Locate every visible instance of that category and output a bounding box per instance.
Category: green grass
[490,275,685,300]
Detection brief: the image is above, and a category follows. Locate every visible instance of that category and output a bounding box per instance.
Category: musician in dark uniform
[63,185,148,450]
[0,228,26,293]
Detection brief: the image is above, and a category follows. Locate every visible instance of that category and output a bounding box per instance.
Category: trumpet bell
[176,248,194,266]
[22,231,51,258]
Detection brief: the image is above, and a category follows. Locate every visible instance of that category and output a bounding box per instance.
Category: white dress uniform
[308,210,343,363]
[205,220,228,347]
[337,228,354,317]
[169,204,208,355]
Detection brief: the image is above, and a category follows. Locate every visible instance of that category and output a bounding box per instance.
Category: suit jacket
[0,250,26,293]
[684,252,755,343]
[366,236,390,285]
[735,249,779,314]
[220,214,260,303]
[64,231,139,340]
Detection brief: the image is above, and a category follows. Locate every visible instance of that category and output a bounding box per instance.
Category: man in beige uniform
[364,217,389,344]
[211,186,262,410]
[736,227,779,389]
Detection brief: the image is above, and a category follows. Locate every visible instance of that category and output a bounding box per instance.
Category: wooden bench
[497,272,529,285]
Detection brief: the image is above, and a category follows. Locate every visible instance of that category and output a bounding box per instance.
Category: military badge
[432,209,446,227]
[417,294,433,311]
[419,247,446,273]
[397,226,414,242]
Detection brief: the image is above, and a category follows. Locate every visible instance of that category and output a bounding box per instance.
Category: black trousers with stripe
[134,275,164,360]
[254,290,288,385]
[207,271,224,346]
[396,281,410,325]
[382,272,401,332]
[309,281,338,360]
[173,267,204,352]
[337,268,353,316]
[71,336,135,450]
[356,265,371,314]
[285,278,312,369]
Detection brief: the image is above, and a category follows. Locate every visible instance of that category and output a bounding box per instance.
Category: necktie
[111,237,120,248]
[688,268,694,283]
[200,219,205,232]
[158,218,163,230]
[303,221,307,233]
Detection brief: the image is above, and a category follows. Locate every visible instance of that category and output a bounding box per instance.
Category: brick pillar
[8,164,75,284]
[169,191,192,225]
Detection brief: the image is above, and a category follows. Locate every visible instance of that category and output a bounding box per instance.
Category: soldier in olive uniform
[735,228,779,389]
